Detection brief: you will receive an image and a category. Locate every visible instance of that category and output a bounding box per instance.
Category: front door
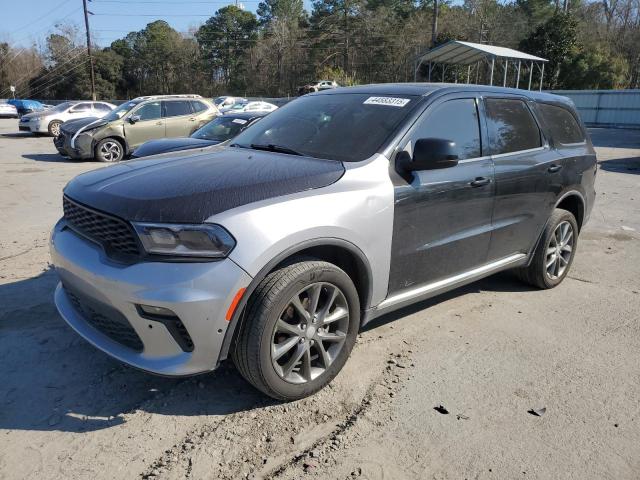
[124,100,165,149]
[388,96,495,295]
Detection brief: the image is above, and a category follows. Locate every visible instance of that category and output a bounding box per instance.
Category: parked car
[298,80,339,95]
[19,101,116,136]
[50,84,596,400]
[7,99,45,116]
[241,101,278,113]
[54,95,218,162]
[0,102,19,118]
[132,111,267,158]
[214,96,248,112]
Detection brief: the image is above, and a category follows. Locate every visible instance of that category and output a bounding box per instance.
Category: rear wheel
[95,138,124,162]
[516,208,578,289]
[232,259,360,400]
[48,120,62,137]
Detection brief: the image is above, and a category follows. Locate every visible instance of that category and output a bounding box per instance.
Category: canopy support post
[475,61,480,83]
[516,60,521,89]
[528,61,533,90]
[503,59,508,87]
[428,62,432,82]
[467,65,471,84]
[489,57,495,85]
[539,62,545,91]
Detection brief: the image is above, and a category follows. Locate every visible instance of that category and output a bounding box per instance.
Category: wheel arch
[555,190,586,231]
[218,238,373,363]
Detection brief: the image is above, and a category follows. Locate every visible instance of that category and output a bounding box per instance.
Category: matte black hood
[64,147,345,223]
[61,117,105,134]
[133,137,219,158]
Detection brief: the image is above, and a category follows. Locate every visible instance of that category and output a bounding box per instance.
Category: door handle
[188,117,196,122]
[470,177,491,187]
[548,164,563,173]
[155,121,162,126]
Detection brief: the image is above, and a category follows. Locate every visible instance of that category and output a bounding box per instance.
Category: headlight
[132,222,235,258]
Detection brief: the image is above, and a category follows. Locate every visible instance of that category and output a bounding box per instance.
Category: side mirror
[129,115,141,124]
[399,138,459,172]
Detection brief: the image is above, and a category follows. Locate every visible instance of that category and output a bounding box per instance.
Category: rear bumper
[50,219,252,376]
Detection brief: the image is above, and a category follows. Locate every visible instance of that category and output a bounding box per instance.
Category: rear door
[483,96,559,261]
[163,100,196,137]
[388,94,495,295]
[124,100,164,149]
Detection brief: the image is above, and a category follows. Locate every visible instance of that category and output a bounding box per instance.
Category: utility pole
[82,0,96,100]
[431,0,439,47]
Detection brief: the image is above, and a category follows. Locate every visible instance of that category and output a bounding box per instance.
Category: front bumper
[18,118,47,133]
[50,219,252,376]
[55,131,94,159]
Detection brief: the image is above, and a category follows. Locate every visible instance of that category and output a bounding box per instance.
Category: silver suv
[51,84,596,400]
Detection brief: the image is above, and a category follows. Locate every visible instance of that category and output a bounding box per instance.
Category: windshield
[52,102,74,112]
[230,93,421,162]
[191,116,254,142]
[103,101,140,122]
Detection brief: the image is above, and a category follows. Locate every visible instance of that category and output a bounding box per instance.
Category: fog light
[138,304,176,318]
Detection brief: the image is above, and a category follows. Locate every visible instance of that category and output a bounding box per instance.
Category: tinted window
[93,103,112,112]
[135,101,162,121]
[537,103,584,144]
[72,103,92,112]
[164,100,192,117]
[485,98,541,154]
[410,98,481,160]
[190,101,207,113]
[231,93,421,162]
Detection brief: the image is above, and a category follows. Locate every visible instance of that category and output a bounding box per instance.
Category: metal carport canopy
[419,40,547,66]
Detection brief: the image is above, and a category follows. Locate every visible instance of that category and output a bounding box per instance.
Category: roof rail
[132,94,203,100]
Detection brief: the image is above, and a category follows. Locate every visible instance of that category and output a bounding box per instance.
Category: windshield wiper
[249,143,303,156]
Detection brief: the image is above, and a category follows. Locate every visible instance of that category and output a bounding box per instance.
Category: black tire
[232,259,360,401]
[48,120,62,137]
[516,208,578,289]
[95,138,124,162]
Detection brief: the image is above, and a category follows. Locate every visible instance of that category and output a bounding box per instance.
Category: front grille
[63,283,144,352]
[63,196,141,258]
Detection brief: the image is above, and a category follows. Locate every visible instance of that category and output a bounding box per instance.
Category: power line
[4,0,75,36]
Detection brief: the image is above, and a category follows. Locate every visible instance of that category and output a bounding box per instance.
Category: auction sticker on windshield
[232,118,248,124]
[363,96,411,107]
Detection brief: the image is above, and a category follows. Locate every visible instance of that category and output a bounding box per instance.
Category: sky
[0,0,313,48]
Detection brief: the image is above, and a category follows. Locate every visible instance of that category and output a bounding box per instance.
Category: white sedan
[0,102,19,118]
[19,101,116,136]
[239,101,279,113]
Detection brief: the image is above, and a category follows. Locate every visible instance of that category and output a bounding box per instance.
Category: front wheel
[95,138,124,162]
[48,120,62,137]
[516,208,578,289]
[232,260,360,400]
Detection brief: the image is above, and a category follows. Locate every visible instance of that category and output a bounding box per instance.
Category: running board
[373,253,527,317]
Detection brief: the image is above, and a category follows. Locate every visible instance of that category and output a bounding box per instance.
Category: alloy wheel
[50,122,61,137]
[545,220,574,280]
[100,141,122,162]
[271,282,350,384]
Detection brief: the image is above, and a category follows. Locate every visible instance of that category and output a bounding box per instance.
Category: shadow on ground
[598,157,640,175]
[0,268,530,434]
[21,153,77,163]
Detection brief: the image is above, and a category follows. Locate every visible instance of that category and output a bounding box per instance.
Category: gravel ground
[0,120,639,480]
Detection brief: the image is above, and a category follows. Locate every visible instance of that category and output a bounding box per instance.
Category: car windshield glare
[230,93,421,162]
[103,101,139,121]
[52,102,75,112]
[192,116,249,141]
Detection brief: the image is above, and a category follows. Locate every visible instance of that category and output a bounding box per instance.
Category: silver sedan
[19,101,116,136]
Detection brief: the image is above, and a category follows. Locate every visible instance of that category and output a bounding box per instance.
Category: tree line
[1,0,638,100]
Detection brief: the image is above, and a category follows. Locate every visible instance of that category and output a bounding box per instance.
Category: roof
[313,82,569,104]
[419,41,547,66]
[222,111,268,119]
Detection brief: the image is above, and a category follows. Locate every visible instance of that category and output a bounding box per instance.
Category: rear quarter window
[537,103,584,144]
[485,98,542,155]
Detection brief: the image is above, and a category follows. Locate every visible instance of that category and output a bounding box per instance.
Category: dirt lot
[0,119,639,480]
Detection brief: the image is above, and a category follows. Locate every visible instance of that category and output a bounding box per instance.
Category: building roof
[419,40,548,66]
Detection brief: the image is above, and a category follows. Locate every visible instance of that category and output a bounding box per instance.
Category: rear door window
[409,98,482,160]
[485,98,542,154]
[537,103,584,144]
[190,101,207,113]
[164,100,192,117]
